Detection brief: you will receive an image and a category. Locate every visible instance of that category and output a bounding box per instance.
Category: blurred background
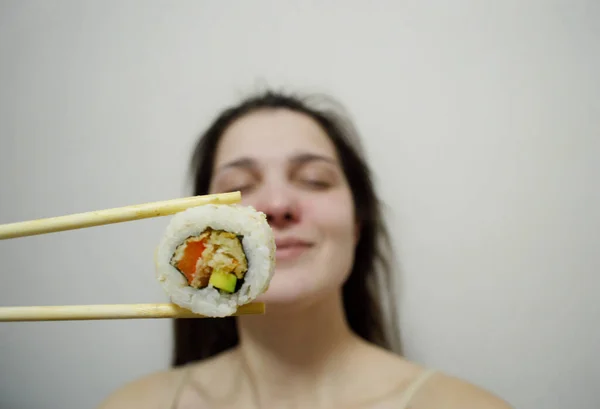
[0,1,598,408]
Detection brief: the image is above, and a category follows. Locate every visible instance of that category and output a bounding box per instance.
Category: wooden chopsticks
[0,302,265,322]
[0,191,241,240]
[0,191,267,321]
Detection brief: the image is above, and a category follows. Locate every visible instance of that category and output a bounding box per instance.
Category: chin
[254,266,347,309]
[256,275,312,304]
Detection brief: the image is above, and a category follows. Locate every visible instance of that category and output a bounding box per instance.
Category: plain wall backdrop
[0,1,598,408]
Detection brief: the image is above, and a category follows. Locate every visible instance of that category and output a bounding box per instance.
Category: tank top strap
[397,368,437,409]
[168,365,193,409]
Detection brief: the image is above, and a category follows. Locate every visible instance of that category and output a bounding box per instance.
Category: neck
[236,291,361,406]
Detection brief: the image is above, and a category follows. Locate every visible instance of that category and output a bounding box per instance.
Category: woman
[99,90,512,409]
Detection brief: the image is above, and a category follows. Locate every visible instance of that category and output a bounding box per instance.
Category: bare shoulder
[95,366,185,409]
[411,371,514,409]
[348,339,512,409]
[96,349,239,409]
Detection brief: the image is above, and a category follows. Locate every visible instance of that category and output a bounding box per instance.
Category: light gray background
[0,1,598,409]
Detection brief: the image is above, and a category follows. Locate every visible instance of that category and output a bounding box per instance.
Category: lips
[275,237,313,261]
[276,237,312,248]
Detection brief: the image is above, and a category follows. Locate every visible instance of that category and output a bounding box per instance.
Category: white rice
[155,204,275,317]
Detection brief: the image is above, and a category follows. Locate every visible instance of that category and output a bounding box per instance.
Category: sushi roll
[155,204,275,317]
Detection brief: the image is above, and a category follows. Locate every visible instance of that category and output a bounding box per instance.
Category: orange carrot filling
[175,239,206,284]
[170,229,248,292]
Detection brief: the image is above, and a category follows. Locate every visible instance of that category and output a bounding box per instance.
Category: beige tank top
[169,366,436,409]
[396,368,437,408]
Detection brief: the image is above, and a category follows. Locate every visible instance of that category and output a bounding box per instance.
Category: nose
[254,186,299,229]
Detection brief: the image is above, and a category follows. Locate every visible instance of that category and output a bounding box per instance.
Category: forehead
[213,109,339,167]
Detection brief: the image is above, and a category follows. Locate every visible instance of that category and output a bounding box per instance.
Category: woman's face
[209,109,358,307]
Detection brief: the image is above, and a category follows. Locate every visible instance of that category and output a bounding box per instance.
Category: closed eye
[229,183,255,193]
[295,164,338,190]
[301,179,331,189]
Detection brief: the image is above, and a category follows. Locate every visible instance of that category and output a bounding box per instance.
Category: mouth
[275,238,314,261]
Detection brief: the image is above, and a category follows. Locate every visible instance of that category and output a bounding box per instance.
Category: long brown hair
[172,89,402,366]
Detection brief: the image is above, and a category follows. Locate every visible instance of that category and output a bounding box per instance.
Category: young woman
[99,90,513,409]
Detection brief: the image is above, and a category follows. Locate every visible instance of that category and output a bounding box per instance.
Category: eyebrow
[218,157,256,171]
[217,153,338,171]
[291,153,337,165]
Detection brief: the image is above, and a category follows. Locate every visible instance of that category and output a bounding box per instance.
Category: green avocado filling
[209,269,238,293]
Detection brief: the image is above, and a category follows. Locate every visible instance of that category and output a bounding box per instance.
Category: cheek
[259,195,357,305]
[255,191,358,305]
[306,192,357,271]
[306,190,356,237]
